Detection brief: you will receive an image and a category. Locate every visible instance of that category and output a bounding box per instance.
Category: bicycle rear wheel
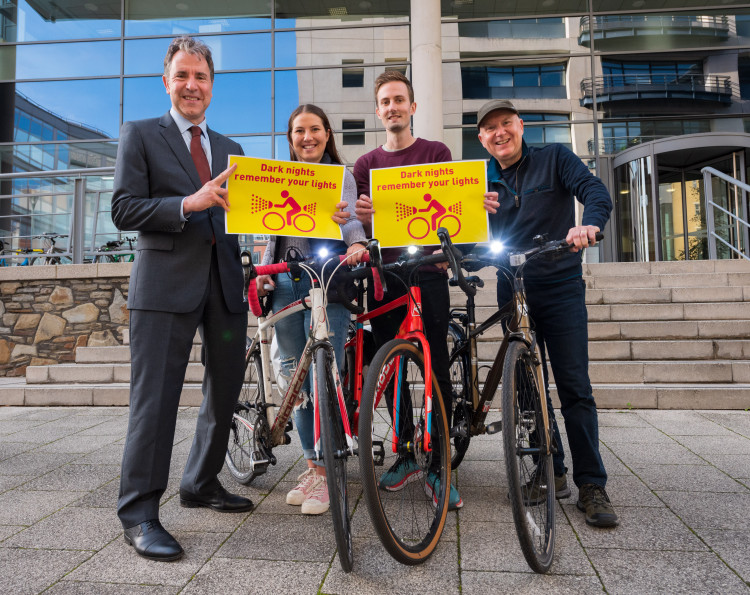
[502,340,555,573]
[316,348,353,573]
[448,321,471,469]
[225,349,266,484]
[359,339,450,565]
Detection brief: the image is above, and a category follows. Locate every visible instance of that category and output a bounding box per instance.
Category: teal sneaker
[424,471,463,510]
[378,456,422,491]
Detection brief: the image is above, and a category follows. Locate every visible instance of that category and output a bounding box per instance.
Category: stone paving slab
[0,407,748,594]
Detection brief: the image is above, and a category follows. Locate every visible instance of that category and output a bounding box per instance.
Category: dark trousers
[117,249,247,528]
[367,272,452,465]
[498,276,607,488]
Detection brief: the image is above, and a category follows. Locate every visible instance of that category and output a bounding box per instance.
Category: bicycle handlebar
[509,232,604,266]
[436,227,476,297]
[243,240,386,317]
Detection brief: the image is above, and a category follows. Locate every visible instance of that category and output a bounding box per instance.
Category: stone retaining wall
[0,263,132,377]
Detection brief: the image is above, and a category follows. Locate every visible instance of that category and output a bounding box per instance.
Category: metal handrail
[0,167,266,266]
[700,167,750,262]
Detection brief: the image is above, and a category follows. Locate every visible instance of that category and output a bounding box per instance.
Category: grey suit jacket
[112,112,248,314]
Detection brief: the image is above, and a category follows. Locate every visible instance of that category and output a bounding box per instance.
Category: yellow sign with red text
[370,160,489,248]
[226,155,345,239]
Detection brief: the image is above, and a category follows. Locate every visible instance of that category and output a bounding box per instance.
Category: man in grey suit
[112,35,252,562]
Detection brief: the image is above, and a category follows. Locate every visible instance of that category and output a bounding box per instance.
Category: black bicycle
[440,231,603,573]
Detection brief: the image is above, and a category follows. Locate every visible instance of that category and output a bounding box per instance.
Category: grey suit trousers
[117,247,246,528]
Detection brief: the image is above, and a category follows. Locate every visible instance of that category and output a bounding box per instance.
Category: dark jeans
[367,271,452,468]
[498,276,607,488]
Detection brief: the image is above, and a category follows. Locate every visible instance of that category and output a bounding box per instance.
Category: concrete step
[588,302,750,322]
[585,272,750,289]
[550,384,750,410]
[0,383,205,407]
[588,339,750,361]
[2,379,748,410]
[586,286,749,305]
[588,320,750,341]
[76,345,203,364]
[25,362,207,385]
[585,259,750,276]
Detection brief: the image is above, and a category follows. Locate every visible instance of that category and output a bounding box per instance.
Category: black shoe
[179,485,254,513]
[123,519,184,561]
[576,483,619,528]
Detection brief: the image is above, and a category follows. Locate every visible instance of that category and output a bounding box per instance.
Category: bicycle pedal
[484,421,502,435]
[371,440,385,466]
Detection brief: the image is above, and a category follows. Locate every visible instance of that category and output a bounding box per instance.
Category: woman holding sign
[256,104,366,515]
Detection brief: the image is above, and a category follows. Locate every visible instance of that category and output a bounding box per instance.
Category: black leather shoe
[123,519,184,561]
[179,485,254,513]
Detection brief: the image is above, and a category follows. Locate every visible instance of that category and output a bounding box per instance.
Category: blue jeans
[272,273,350,466]
[498,276,607,488]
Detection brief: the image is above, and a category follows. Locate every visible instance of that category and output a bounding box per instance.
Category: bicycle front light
[490,241,503,254]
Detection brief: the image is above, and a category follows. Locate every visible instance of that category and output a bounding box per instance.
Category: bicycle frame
[243,282,355,468]
[353,284,434,455]
[454,274,552,456]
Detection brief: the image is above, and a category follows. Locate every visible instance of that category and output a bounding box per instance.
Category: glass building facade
[1,1,750,262]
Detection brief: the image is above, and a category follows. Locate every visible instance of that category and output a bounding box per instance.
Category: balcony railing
[587,135,672,155]
[580,74,735,108]
[579,15,731,47]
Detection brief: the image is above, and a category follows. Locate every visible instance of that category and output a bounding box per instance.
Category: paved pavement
[0,406,749,594]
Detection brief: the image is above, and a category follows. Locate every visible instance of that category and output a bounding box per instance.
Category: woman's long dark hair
[287,104,343,165]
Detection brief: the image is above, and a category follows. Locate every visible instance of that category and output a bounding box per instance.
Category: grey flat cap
[476,99,519,128]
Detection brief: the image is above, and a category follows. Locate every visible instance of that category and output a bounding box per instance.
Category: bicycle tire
[225,349,265,484]
[502,340,555,573]
[316,348,353,573]
[448,321,471,469]
[94,254,116,263]
[359,339,450,565]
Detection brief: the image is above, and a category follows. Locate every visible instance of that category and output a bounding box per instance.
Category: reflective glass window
[124,1,270,36]
[7,79,120,139]
[275,2,409,19]
[231,135,272,159]
[461,63,567,99]
[459,18,566,39]
[1,1,121,42]
[210,72,272,135]
[275,26,410,69]
[1,41,120,80]
[124,73,272,136]
[274,70,301,132]
[443,0,585,19]
[125,34,272,75]
[123,76,167,124]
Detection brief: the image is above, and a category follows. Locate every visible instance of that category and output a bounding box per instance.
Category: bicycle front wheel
[316,348,353,573]
[502,340,555,573]
[225,349,265,485]
[448,321,471,469]
[359,339,450,565]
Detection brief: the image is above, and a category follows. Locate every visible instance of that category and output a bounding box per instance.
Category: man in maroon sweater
[337,71,462,510]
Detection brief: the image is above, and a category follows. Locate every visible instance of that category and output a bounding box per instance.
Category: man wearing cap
[478,99,618,528]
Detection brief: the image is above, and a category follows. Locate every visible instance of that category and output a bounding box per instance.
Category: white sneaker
[301,476,330,515]
[286,468,322,505]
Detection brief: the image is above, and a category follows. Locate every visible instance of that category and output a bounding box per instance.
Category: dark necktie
[190,125,211,185]
[190,125,216,244]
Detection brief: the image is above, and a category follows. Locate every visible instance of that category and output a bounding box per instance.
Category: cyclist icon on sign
[407,193,461,240]
[262,189,315,233]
